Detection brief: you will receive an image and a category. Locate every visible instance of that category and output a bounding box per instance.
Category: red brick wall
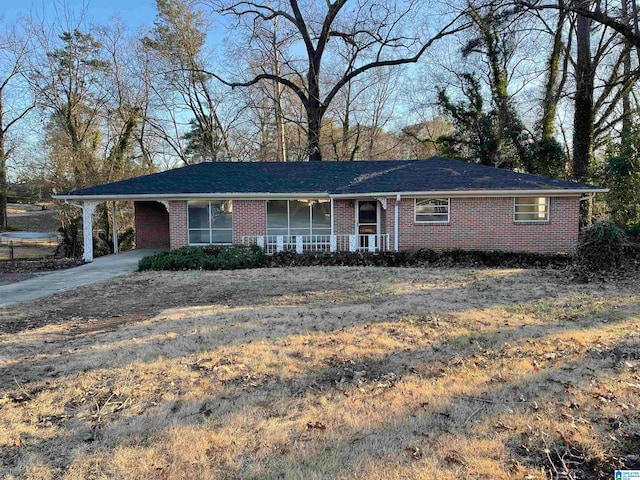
[165,196,580,254]
[168,200,188,249]
[134,201,170,249]
[233,200,267,243]
[384,198,396,250]
[333,200,354,235]
[395,196,579,253]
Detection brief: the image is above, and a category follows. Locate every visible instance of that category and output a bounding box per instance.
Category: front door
[357,200,378,251]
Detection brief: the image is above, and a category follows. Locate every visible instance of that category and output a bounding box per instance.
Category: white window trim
[187,200,233,245]
[414,197,450,224]
[514,197,550,223]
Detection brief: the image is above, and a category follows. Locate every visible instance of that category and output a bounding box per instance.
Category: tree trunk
[622,0,632,136]
[571,10,594,182]
[271,22,287,162]
[306,91,323,161]
[541,11,566,141]
[308,108,322,161]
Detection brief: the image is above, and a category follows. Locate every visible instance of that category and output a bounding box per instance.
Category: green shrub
[577,220,627,271]
[139,245,573,271]
[266,249,569,269]
[138,245,266,271]
[625,222,640,239]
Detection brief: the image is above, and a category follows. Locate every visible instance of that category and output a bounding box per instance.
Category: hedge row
[138,245,573,271]
[138,245,266,271]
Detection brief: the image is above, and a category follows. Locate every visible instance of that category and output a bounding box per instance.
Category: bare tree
[0,23,35,229]
[204,0,470,161]
[143,0,232,164]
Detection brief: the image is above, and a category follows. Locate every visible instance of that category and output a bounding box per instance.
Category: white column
[296,235,303,254]
[330,235,336,253]
[276,235,284,252]
[394,194,400,252]
[111,201,119,254]
[82,201,99,262]
[257,236,265,249]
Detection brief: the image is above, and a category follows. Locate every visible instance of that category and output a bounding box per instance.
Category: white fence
[242,234,390,254]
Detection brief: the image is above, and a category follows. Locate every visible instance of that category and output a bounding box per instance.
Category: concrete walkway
[0,249,157,308]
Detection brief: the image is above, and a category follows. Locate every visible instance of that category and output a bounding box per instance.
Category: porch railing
[241,234,390,254]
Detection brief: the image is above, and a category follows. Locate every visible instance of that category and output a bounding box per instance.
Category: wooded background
[0,0,639,235]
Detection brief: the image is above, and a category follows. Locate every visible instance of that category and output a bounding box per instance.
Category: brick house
[55,157,605,261]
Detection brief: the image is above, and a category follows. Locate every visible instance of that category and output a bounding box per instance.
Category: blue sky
[3,0,157,28]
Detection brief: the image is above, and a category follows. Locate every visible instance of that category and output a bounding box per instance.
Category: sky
[3,0,157,28]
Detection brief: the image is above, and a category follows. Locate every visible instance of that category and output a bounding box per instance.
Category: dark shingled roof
[65,157,600,197]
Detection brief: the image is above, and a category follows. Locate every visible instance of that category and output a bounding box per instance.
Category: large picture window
[267,200,331,237]
[415,198,450,223]
[514,197,549,222]
[188,200,233,244]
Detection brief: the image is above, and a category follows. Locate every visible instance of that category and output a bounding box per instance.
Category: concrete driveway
[0,249,157,308]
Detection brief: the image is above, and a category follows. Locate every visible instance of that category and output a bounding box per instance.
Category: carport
[53,197,171,262]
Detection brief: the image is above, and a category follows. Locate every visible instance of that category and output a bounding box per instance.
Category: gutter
[53,188,609,202]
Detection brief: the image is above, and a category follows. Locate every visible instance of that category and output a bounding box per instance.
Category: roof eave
[53,192,332,201]
[53,187,608,202]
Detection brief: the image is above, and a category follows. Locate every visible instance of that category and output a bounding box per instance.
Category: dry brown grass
[0,266,639,479]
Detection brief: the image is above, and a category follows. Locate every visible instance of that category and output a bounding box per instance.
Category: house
[54,157,606,262]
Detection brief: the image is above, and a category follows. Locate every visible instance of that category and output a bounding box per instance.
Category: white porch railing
[242,234,390,254]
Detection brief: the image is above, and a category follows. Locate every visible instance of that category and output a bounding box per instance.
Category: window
[267,200,331,237]
[415,198,450,223]
[188,200,233,244]
[514,197,549,222]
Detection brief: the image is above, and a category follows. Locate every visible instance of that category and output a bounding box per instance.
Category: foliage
[576,220,627,271]
[94,227,136,258]
[140,246,573,271]
[600,126,640,229]
[437,75,567,176]
[138,245,266,271]
[55,216,82,259]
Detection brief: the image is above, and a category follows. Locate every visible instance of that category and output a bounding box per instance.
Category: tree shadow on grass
[0,271,635,396]
[0,267,578,335]
[3,302,639,478]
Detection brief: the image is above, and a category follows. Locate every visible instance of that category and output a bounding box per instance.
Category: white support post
[276,235,284,252]
[296,235,303,254]
[348,235,357,252]
[111,201,119,254]
[394,194,400,252]
[257,236,265,249]
[82,201,99,262]
[330,198,334,236]
[368,234,376,252]
[330,235,336,252]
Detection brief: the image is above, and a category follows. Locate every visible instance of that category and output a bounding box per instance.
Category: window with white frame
[415,198,450,223]
[514,197,549,222]
[188,200,233,244]
[266,199,331,237]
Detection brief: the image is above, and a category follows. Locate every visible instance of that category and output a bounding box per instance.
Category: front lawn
[0,267,638,479]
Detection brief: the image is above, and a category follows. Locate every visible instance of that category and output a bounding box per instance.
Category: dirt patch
[0,258,83,275]
[0,266,638,479]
